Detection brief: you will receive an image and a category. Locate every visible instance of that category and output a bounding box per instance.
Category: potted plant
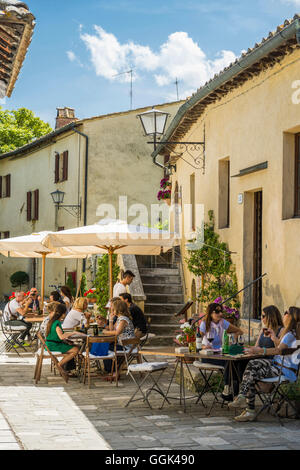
[84,289,98,303]
[157,178,172,205]
[175,321,197,354]
[214,296,240,325]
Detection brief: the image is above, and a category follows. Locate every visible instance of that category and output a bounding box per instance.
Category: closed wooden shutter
[27,191,32,221]
[55,153,60,183]
[3,231,10,239]
[5,174,11,197]
[62,151,68,181]
[0,176,2,198]
[33,189,39,220]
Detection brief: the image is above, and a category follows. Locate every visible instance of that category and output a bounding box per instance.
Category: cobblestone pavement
[0,351,299,450]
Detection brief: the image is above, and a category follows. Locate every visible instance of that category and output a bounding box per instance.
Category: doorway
[243,190,263,320]
[253,191,263,319]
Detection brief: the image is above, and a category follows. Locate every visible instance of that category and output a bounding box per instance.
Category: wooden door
[253,191,263,319]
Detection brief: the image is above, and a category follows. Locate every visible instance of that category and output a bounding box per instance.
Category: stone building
[153,15,300,332]
[0,101,183,295]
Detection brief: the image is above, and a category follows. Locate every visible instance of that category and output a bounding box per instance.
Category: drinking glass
[207,330,215,346]
[238,335,245,346]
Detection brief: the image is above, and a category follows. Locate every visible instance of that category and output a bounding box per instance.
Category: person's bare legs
[59,347,79,368]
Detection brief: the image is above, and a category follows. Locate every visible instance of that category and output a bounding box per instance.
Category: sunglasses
[214,310,222,314]
[261,314,266,318]
[284,311,289,316]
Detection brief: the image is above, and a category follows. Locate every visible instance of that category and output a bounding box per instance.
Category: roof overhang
[0,1,35,98]
[153,16,300,159]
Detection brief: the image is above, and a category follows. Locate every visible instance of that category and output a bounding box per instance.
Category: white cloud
[280,0,300,5]
[67,51,76,62]
[66,50,83,68]
[80,26,237,99]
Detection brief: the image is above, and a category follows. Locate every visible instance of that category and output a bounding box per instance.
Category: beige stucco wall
[0,131,84,296]
[169,48,300,317]
[0,101,182,297]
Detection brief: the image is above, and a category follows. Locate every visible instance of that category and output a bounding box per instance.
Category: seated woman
[102,298,136,375]
[62,297,91,330]
[45,303,82,381]
[255,305,284,352]
[199,303,244,399]
[229,306,300,422]
[60,286,74,314]
[222,304,284,401]
[40,301,60,338]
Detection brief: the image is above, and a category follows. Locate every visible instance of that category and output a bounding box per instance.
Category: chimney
[55,107,78,129]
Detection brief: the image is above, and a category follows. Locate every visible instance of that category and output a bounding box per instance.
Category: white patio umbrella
[43,219,179,298]
[0,231,86,304]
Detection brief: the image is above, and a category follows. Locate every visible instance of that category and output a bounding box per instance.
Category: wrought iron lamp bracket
[159,141,205,173]
[56,204,81,218]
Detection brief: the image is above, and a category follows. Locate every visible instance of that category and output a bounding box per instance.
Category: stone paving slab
[0,349,299,450]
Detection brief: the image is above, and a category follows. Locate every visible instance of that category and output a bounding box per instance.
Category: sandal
[57,364,69,383]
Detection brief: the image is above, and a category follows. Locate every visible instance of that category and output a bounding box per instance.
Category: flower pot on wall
[165,198,171,206]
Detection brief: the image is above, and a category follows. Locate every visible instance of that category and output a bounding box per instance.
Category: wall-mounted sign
[238,193,243,204]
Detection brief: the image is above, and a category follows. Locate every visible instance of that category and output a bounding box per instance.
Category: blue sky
[3,0,300,127]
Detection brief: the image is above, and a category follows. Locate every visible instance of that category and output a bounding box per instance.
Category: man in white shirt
[4,292,33,344]
[106,270,136,310]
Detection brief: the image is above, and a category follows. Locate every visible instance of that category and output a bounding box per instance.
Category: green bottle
[222,330,229,354]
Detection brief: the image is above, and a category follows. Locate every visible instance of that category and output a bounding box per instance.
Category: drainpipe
[73,127,89,272]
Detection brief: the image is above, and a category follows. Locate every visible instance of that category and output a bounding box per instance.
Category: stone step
[145,313,179,325]
[139,268,180,276]
[143,284,183,294]
[145,293,184,303]
[144,303,186,314]
[141,275,182,285]
[145,335,176,347]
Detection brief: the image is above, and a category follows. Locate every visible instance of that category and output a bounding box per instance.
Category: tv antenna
[113,68,134,110]
[174,77,179,101]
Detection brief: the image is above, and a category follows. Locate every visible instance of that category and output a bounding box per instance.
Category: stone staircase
[140,266,185,347]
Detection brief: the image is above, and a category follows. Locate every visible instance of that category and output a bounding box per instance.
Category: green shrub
[10,271,29,290]
[94,255,120,317]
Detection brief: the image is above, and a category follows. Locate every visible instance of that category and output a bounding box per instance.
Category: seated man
[3,291,33,345]
[120,293,147,338]
[27,287,40,312]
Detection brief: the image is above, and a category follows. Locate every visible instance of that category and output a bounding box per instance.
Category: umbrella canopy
[43,219,179,298]
[0,231,86,303]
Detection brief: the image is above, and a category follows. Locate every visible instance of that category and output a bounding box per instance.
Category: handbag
[90,342,110,356]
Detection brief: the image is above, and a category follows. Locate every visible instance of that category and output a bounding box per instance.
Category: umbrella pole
[108,247,114,300]
[41,253,46,306]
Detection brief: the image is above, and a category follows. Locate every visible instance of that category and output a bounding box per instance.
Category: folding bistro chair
[124,339,170,409]
[254,345,300,424]
[193,360,225,415]
[0,311,28,356]
[113,337,142,379]
[34,332,66,384]
[81,335,117,388]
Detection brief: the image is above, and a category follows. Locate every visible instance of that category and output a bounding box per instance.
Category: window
[26,190,39,221]
[0,174,11,198]
[55,151,68,183]
[0,231,10,239]
[218,158,230,229]
[295,134,300,217]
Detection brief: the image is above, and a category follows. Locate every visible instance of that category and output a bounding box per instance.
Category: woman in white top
[60,286,73,314]
[62,297,91,330]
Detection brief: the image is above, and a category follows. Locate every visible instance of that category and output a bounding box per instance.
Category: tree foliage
[66,274,76,298]
[10,271,29,290]
[94,254,120,317]
[186,210,240,310]
[0,107,52,154]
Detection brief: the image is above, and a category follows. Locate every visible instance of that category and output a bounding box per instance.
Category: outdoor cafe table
[140,347,262,413]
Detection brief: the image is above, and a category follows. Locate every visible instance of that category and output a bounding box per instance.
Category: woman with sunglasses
[255,305,284,351]
[229,306,300,422]
[199,303,244,399]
